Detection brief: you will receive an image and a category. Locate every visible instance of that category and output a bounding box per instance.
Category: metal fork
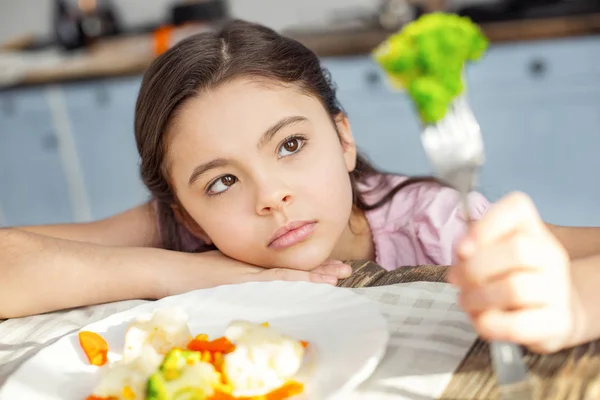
[420,94,535,400]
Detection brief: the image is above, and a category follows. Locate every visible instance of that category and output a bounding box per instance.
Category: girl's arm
[1,228,179,318]
[547,224,600,260]
[13,202,161,247]
[0,204,183,318]
[0,204,349,318]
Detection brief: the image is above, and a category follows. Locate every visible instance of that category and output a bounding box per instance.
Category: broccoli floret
[160,349,202,381]
[147,373,168,400]
[373,13,488,124]
[146,349,221,400]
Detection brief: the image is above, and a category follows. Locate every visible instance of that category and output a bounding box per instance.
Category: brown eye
[207,174,238,195]
[221,175,236,186]
[283,139,299,152]
[278,137,305,157]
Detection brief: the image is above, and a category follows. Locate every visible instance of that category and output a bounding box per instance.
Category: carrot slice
[85,395,117,400]
[209,391,236,400]
[300,341,309,348]
[187,336,236,354]
[78,331,109,366]
[264,381,304,400]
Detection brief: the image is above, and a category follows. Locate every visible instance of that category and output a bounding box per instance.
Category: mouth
[268,220,317,249]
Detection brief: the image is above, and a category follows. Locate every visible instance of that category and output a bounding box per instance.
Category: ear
[334,113,357,172]
[171,204,214,246]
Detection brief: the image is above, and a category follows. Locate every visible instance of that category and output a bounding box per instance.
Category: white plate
[0,281,389,400]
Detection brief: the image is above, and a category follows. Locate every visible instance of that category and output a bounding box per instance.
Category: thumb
[458,192,544,257]
[311,260,353,279]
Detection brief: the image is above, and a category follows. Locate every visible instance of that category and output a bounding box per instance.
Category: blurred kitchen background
[0,0,599,228]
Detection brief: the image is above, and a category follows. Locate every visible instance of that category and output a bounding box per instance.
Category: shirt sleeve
[411,184,491,265]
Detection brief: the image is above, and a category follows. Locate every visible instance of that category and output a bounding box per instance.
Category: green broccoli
[146,349,222,400]
[373,13,488,124]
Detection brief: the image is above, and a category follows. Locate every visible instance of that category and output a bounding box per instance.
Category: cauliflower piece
[222,321,305,397]
[92,344,163,400]
[123,308,192,361]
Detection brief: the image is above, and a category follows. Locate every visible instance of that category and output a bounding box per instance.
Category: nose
[255,180,293,215]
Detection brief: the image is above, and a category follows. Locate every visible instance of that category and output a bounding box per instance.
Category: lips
[268,221,317,249]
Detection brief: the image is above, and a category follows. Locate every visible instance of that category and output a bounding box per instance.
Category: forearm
[569,253,600,347]
[11,202,160,248]
[547,224,600,260]
[0,229,182,318]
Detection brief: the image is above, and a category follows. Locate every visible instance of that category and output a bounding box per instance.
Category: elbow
[0,308,28,320]
[0,291,41,320]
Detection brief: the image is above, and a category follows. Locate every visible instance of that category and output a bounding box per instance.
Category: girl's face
[165,78,357,270]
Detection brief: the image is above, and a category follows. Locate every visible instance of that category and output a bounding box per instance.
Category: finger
[527,340,570,355]
[459,271,549,313]
[473,308,566,351]
[261,268,338,285]
[458,192,544,258]
[312,262,353,279]
[457,235,551,285]
[446,265,459,286]
[319,259,345,266]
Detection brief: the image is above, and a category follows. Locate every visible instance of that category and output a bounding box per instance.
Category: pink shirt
[157,173,491,269]
[360,174,490,270]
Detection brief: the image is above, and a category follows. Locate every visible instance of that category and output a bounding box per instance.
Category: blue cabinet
[62,77,149,220]
[471,83,600,226]
[0,77,149,226]
[322,35,600,226]
[0,87,74,226]
[466,36,600,225]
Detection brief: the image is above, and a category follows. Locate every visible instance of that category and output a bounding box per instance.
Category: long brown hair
[134,19,438,251]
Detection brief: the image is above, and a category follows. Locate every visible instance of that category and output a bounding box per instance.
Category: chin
[268,241,333,271]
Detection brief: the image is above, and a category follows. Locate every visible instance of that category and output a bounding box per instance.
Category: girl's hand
[448,192,577,353]
[243,256,354,285]
[161,250,353,298]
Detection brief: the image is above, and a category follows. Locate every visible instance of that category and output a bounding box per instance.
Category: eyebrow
[256,116,308,150]
[188,116,308,187]
[188,158,230,187]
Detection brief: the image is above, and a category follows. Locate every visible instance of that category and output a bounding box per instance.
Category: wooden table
[339,261,600,400]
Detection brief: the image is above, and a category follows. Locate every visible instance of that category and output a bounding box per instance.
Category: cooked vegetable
[83,312,306,400]
[147,348,223,400]
[79,331,109,366]
[187,337,236,354]
[222,321,305,398]
[373,13,488,124]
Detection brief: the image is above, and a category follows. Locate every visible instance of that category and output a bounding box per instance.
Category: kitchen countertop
[290,12,600,57]
[3,13,600,88]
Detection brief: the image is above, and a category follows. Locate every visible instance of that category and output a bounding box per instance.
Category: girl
[1,20,600,353]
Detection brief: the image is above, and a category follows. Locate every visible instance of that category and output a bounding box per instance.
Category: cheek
[180,194,258,246]
[199,206,264,261]
[299,146,354,210]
